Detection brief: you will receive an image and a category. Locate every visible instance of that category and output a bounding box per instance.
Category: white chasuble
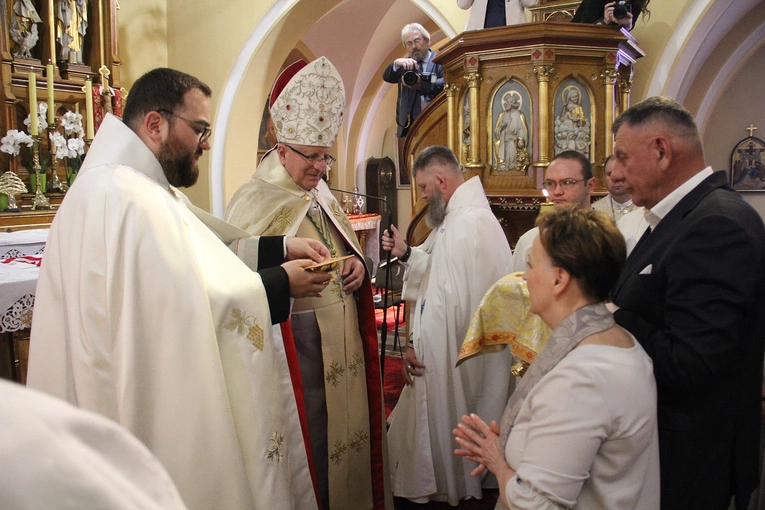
[387,176,514,506]
[27,114,314,510]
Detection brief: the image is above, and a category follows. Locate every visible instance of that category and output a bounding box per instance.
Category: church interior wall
[626,0,695,103]
[700,43,765,219]
[117,0,168,86]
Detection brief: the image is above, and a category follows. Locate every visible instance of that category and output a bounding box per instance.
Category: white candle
[85,79,94,140]
[28,72,38,136]
[47,62,55,125]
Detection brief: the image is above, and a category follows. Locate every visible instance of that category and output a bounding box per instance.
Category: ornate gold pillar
[602,67,618,157]
[618,66,633,116]
[533,65,554,167]
[465,71,482,171]
[445,82,458,154]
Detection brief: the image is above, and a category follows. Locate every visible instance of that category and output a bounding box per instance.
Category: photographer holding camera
[572,0,650,30]
[382,23,445,137]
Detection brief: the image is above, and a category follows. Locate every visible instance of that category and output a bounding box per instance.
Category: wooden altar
[0,0,121,230]
[402,22,644,247]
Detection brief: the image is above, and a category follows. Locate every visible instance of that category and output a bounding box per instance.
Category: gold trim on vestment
[223,308,265,350]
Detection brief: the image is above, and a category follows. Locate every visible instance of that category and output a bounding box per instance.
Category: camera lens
[613,1,630,20]
[402,70,419,86]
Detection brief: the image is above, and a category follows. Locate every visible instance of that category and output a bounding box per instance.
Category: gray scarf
[499,302,615,449]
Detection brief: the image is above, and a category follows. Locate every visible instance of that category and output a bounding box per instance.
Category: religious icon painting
[489,79,532,174]
[553,79,593,160]
[730,136,765,191]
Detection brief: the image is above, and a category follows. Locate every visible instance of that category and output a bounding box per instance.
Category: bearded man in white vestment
[381,146,514,505]
[27,68,331,510]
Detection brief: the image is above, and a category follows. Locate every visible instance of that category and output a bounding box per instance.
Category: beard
[425,189,447,228]
[410,47,428,62]
[158,135,200,188]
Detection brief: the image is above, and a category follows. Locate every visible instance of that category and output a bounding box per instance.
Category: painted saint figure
[493,90,528,171]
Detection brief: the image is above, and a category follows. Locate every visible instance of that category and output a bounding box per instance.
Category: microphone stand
[330,187,394,383]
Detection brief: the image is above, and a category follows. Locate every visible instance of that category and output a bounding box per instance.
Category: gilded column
[602,68,619,157]
[533,65,554,166]
[618,66,633,116]
[465,72,482,170]
[444,83,458,155]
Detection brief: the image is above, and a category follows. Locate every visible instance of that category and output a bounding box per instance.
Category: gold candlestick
[46,124,68,193]
[539,189,555,214]
[31,135,51,210]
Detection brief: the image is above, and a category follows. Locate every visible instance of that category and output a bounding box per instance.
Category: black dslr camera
[402,70,420,86]
[613,0,632,20]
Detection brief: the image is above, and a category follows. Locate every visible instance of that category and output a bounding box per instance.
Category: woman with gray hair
[454,206,660,509]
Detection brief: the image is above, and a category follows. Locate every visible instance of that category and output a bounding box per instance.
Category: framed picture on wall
[730,136,765,191]
[398,162,411,188]
[257,99,277,158]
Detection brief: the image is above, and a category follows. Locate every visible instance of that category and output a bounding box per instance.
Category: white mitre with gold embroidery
[269,56,345,148]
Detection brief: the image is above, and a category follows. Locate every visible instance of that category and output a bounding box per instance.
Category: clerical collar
[611,197,633,208]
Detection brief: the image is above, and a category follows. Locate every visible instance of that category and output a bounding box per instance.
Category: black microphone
[330,187,396,380]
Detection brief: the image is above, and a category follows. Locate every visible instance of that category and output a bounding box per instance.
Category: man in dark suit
[382,23,445,137]
[610,96,765,509]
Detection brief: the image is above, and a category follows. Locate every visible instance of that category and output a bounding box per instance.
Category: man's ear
[143,111,165,145]
[653,136,672,172]
[276,144,288,166]
[586,176,596,194]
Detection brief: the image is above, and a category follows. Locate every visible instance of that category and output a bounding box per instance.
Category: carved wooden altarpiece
[0,0,121,230]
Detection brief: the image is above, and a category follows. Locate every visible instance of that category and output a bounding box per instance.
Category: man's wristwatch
[400,245,412,263]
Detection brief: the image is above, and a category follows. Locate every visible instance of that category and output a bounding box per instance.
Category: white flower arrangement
[49,131,69,159]
[1,129,34,156]
[23,102,49,132]
[61,111,85,138]
[51,110,87,178]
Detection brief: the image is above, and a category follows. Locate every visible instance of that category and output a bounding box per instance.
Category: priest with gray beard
[381,146,514,506]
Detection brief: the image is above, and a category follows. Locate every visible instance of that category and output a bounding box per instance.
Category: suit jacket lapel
[613,171,729,298]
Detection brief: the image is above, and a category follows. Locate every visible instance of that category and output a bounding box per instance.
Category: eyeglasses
[543,178,586,191]
[158,109,212,144]
[404,37,423,48]
[282,143,336,169]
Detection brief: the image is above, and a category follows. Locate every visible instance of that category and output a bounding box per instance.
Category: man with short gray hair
[610,96,765,509]
[382,23,445,137]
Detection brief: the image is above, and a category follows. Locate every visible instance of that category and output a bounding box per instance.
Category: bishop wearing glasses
[508,150,595,273]
[225,57,386,510]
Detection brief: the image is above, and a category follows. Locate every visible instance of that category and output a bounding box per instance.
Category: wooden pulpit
[402,22,644,248]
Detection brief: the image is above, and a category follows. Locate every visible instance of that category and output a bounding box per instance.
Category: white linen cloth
[0,228,49,259]
[0,257,39,317]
